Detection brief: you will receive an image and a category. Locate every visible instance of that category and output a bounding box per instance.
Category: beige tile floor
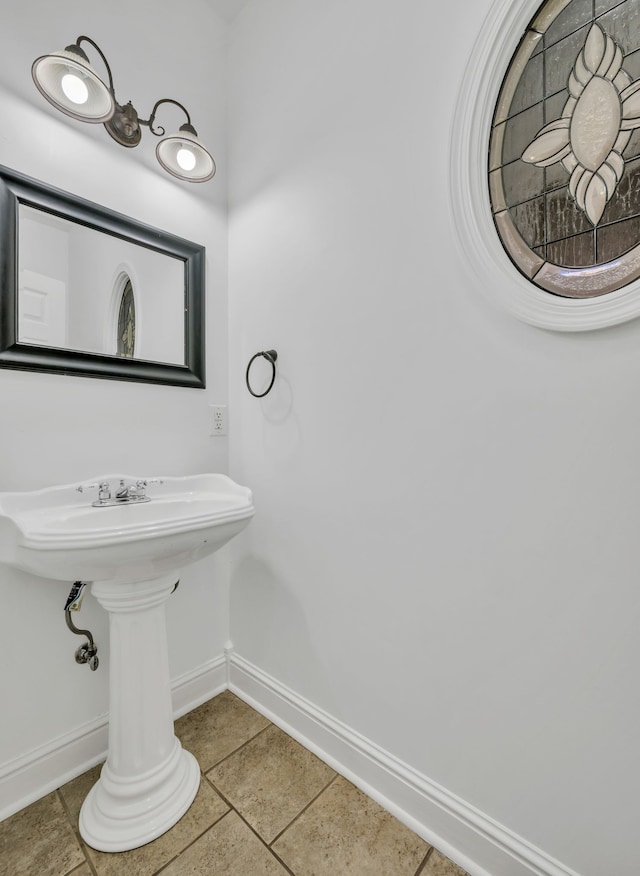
[0,691,470,876]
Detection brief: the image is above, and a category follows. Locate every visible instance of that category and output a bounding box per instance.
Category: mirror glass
[19,205,186,365]
[0,165,205,387]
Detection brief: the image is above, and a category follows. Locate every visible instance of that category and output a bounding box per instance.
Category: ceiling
[205,0,251,22]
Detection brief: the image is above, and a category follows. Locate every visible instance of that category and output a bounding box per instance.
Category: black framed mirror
[0,165,205,387]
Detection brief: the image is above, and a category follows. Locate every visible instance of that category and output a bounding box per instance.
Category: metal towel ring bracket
[246,349,278,397]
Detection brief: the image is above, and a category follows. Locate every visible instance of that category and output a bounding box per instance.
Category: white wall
[0,0,230,812]
[227,3,640,876]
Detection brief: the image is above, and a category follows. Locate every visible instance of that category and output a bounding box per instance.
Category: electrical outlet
[209,404,227,436]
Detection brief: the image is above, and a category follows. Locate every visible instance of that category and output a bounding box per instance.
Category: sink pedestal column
[79,574,200,852]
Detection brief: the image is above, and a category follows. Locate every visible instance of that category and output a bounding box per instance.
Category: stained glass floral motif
[522,23,640,225]
[489,0,640,298]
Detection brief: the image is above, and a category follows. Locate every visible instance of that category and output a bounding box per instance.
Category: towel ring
[246,349,278,397]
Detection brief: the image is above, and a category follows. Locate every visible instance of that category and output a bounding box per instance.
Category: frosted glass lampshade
[156,125,216,183]
[32,47,115,123]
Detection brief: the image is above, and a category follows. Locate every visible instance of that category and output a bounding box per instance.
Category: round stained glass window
[489,0,640,299]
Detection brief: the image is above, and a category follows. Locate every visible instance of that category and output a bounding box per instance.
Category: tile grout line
[260,841,297,875]
[268,772,340,848]
[203,775,297,876]
[195,719,273,774]
[152,820,232,874]
[151,771,232,876]
[56,789,99,876]
[413,845,435,876]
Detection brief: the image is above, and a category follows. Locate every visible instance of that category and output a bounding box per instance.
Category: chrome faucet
[77,478,162,506]
[115,479,146,501]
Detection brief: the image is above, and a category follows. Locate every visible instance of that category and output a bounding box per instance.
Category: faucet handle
[136,478,164,492]
[76,480,111,500]
[130,478,163,499]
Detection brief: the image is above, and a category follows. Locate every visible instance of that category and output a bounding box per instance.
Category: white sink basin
[0,472,254,853]
[0,472,254,584]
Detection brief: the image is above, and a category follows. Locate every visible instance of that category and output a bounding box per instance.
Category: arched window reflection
[117,278,135,358]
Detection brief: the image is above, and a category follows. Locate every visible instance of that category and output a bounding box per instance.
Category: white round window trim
[449,0,640,332]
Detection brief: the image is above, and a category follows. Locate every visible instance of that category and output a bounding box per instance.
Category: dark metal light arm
[142,99,194,138]
[74,35,116,94]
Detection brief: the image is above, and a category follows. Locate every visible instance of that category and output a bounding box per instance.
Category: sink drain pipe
[63,579,179,672]
[64,581,99,671]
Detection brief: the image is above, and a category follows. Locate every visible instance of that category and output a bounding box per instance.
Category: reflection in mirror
[117,278,136,358]
[18,205,185,365]
[0,164,205,387]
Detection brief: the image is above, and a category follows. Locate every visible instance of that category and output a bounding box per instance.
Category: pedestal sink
[0,473,254,852]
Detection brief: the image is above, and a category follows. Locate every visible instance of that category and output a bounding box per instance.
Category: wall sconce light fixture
[32,36,216,183]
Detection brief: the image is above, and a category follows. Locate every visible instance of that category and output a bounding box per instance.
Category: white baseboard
[171,654,227,720]
[0,654,227,823]
[228,653,582,876]
[0,714,109,825]
[1,649,583,876]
